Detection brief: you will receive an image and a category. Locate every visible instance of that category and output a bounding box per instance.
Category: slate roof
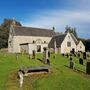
[70,33,78,45]
[48,34,66,48]
[13,26,56,37]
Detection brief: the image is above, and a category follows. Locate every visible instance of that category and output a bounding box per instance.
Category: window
[32,40,36,43]
[44,41,46,43]
[37,45,41,52]
[67,42,71,47]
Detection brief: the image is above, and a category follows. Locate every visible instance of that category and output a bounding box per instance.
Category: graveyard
[0,49,90,90]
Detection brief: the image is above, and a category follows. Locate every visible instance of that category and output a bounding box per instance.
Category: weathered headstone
[18,71,24,87]
[43,48,50,64]
[70,60,74,69]
[47,59,50,65]
[83,52,86,59]
[69,57,74,69]
[86,61,90,74]
[79,58,83,65]
[43,47,47,63]
[32,50,36,59]
[48,51,50,58]
[77,53,80,58]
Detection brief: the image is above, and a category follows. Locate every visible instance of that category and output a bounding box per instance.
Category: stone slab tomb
[19,66,50,76]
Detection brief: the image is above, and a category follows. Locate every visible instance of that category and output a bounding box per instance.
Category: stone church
[8,23,85,54]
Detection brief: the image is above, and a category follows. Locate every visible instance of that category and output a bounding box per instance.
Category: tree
[0,18,22,49]
[1,19,22,28]
[65,26,78,38]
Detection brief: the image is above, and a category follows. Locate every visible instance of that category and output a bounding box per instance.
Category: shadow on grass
[64,65,85,74]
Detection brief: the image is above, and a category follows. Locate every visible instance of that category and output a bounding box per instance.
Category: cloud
[22,10,90,38]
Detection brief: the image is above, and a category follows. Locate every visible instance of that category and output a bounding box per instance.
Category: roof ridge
[14,26,53,31]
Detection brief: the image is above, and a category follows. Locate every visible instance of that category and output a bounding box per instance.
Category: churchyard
[0,49,90,90]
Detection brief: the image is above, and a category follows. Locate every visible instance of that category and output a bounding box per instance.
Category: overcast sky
[0,0,90,39]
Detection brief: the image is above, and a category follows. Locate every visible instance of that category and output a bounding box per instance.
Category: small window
[80,46,82,48]
[33,41,36,43]
[44,41,46,43]
[67,42,71,47]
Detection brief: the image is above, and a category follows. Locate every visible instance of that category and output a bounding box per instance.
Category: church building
[8,23,85,54]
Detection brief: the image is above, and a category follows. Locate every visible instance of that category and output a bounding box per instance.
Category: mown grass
[0,49,90,90]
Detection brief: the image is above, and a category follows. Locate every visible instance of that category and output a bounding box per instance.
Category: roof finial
[52,26,55,31]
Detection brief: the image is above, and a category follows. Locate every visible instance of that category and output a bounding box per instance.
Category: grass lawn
[0,49,90,90]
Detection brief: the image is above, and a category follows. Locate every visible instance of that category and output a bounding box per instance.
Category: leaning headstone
[86,61,90,74]
[79,58,83,65]
[18,71,24,87]
[83,52,86,59]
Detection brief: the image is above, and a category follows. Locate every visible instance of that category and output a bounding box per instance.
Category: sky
[0,0,90,39]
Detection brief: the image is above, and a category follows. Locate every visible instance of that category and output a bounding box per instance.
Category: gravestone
[48,51,50,58]
[62,53,64,56]
[32,50,36,59]
[69,57,74,69]
[16,53,19,60]
[77,53,80,58]
[43,48,50,64]
[47,59,50,65]
[18,71,24,87]
[43,47,47,63]
[66,54,69,58]
[83,52,86,59]
[70,57,72,61]
[71,48,75,55]
[79,58,83,65]
[70,60,74,69]
[47,51,50,65]
[74,54,76,57]
[86,61,90,74]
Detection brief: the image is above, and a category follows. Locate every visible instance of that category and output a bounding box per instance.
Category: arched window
[32,40,36,43]
[36,39,42,44]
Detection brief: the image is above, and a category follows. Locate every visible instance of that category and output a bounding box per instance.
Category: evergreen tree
[65,26,78,38]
